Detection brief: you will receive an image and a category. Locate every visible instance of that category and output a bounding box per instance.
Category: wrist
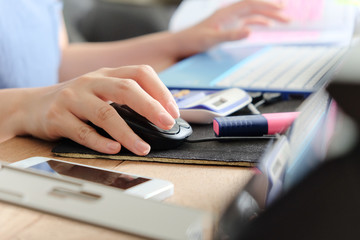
[171,26,211,60]
[0,87,51,140]
[171,29,195,60]
[0,88,30,140]
[151,31,188,65]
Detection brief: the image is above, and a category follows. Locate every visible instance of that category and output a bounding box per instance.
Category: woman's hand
[17,65,180,156]
[173,0,289,58]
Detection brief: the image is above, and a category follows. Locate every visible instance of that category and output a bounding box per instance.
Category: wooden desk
[0,137,254,240]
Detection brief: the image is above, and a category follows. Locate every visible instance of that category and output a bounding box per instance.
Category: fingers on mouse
[91,103,193,151]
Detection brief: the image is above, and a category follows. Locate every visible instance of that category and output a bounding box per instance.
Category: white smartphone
[11,157,173,201]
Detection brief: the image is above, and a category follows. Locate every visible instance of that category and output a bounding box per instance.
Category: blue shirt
[0,0,62,88]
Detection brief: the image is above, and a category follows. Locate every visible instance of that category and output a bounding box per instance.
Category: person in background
[0,0,288,156]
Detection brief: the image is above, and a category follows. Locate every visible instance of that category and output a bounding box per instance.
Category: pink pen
[213,112,300,137]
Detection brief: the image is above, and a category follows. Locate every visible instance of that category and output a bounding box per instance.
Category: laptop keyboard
[215,46,346,91]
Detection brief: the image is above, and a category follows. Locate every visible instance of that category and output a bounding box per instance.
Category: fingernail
[107,142,120,152]
[159,112,175,127]
[135,139,150,155]
[167,101,180,118]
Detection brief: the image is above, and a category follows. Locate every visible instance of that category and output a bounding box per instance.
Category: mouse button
[176,118,191,129]
[150,121,180,135]
[177,126,193,139]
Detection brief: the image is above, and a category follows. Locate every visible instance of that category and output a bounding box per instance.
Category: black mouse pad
[52,99,302,166]
[52,124,272,167]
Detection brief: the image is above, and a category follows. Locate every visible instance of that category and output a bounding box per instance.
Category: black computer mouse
[96,103,193,150]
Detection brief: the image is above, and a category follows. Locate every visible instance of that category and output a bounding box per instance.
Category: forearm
[59,31,186,82]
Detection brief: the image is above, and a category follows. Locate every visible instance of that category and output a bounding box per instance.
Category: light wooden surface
[0,137,254,240]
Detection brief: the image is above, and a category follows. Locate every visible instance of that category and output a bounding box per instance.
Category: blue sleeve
[0,0,63,88]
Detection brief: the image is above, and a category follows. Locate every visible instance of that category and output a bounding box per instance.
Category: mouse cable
[185,135,276,143]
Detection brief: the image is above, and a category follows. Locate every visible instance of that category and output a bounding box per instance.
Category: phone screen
[28,160,150,190]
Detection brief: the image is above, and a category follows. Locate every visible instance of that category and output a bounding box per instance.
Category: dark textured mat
[52,99,303,167]
[52,131,272,167]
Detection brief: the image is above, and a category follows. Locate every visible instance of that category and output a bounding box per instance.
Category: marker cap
[262,112,300,135]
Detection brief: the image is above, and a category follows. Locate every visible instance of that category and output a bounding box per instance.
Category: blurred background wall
[62,0,181,42]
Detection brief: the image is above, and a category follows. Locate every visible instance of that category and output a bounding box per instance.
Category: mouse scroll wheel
[151,122,180,135]
[175,118,191,129]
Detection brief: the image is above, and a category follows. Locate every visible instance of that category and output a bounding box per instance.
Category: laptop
[162,0,356,98]
[159,45,348,97]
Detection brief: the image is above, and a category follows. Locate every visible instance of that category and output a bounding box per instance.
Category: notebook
[159,45,347,97]
[163,0,357,97]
